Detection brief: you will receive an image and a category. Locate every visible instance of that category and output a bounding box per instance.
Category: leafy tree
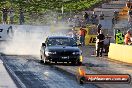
[0,0,103,24]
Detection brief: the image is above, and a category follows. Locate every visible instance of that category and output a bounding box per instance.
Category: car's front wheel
[40,55,49,64]
[40,55,44,63]
[77,61,82,66]
[44,57,51,64]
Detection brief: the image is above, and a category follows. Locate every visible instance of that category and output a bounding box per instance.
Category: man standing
[99,12,104,27]
[67,28,78,43]
[113,11,118,24]
[91,11,97,24]
[115,29,124,44]
[96,30,105,57]
[124,30,131,45]
[84,12,89,24]
[103,34,110,54]
[126,0,131,8]
[97,24,102,34]
[8,7,14,24]
[19,8,25,25]
[79,27,87,46]
[2,7,8,24]
[99,11,104,20]
[128,8,132,27]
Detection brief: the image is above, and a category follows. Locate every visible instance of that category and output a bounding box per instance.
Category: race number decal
[89,37,96,43]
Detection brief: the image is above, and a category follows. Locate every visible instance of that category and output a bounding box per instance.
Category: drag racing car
[40,36,83,65]
[0,25,13,41]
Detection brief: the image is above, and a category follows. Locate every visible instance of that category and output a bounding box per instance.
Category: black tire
[40,60,44,63]
[40,55,44,63]
[44,59,48,64]
[77,62,82,66]
[44,58,50,65]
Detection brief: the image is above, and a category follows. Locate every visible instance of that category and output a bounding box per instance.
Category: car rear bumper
[46,55,82,62]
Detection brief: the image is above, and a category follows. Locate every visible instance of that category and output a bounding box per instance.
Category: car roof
[48,36,72,39]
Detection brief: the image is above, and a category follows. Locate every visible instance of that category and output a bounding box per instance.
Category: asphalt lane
[1,55,99,88]
[52,46,132,88]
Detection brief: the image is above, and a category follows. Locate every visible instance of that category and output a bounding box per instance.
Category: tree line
[0,0,102,24]
[0,0,102,13]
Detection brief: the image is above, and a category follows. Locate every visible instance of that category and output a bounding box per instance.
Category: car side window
[47,39,54,46]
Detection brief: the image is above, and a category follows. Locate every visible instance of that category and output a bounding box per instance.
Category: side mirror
[42,43,46,47]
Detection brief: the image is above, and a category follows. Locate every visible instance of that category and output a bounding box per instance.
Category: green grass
[63,0,102,12]
[0,0,103,24]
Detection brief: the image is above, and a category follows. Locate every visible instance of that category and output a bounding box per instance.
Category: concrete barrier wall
[108,43,132,64]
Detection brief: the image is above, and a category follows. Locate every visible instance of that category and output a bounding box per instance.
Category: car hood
[46,46,80,52]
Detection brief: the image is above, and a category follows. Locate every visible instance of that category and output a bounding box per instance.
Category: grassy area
[0,0,103,24]
[63,0,102,12]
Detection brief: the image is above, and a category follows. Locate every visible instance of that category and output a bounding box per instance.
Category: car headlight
[45,51,56,56]
[72,51,81,55]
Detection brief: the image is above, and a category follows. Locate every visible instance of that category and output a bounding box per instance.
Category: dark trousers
[19,18,24,25]
[96,44,103,56]
[80,36,85,46]
[10,17,14,24]
[103,44,109,53]
[2,15,7,24]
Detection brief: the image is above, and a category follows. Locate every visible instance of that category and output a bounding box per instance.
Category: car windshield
[47,38,77,46]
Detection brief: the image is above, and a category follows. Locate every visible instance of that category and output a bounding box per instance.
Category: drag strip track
[1,55,99,88]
